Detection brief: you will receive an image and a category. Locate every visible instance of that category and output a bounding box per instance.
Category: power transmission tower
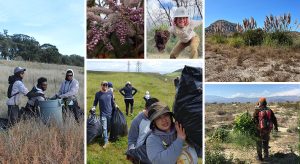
[127,61,130,72]
[136,61,142,72]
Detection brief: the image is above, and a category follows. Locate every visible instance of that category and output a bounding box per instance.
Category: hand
[175,122,186,141]
[91,106,96,111]
[275,127,279,132]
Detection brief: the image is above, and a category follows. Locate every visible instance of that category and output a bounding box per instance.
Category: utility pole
[136,61,142,72]
[127,61,130,72]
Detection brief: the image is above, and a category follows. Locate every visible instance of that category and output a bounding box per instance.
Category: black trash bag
[172,65,202,155]
[0,118,8,130]
[125,132,151,164]
[87,110,102,144]
[110,107,128,141]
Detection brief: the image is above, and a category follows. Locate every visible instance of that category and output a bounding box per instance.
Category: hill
[206,95,300,103]
[205,20,240,35]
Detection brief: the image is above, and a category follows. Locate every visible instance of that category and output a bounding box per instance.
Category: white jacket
[6,81,29,106]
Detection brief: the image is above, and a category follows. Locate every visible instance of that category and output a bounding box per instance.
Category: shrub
[242,29,264,46]
[230,132,257,148]
[211,35,228,44]
[205,149,234,164]
[233,112,256,136]
[268,31,293,46]
[228,37,244,48]
[211,127,230,142]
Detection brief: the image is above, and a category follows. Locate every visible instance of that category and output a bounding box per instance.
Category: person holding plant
[253,97,278,161]
[146,102,198,164]
[168,6,202,59]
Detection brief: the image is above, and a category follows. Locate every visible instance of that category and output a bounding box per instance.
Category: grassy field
[205,102,299,163]
[0,60,84,163]
[86,71,189,163]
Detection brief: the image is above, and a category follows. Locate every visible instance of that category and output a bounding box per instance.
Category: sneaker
[103,142,109,149]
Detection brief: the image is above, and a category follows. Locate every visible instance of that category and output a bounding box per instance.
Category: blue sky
[206,84,300,98]
[206,0,300,31]
[0,0,84,56]
[86,60,203,74]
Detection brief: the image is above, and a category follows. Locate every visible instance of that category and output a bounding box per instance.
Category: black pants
[7,105,20,126]
[256,131,270,158]
[124,99,134,115]
[63,100,83,123]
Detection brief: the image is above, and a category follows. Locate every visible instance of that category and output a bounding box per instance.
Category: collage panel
[146,0,203,59]
[205,84,300,163]
[0,1,84,163]
[86,0,144,59]
[86,60,203,163]
[205,0,300,82]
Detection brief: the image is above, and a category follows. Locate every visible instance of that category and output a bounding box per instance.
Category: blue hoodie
[119,85,138,99]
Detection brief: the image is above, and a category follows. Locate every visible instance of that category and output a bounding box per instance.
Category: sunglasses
[67,74,73,77]
[102,84,108,86]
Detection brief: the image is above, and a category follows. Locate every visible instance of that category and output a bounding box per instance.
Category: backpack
[258,107,273,131]
[7,75,20,98]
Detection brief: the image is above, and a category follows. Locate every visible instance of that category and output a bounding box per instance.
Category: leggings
[124,99,134,115]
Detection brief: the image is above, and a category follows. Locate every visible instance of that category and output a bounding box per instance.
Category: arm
[59,80,79,98]
[119,88,125,96]
[16,81,29,95]
[146,135,184,164]
[128,117,140,149]
[93,92,98,107]
[132,87,138,96]
[271,110,278,130]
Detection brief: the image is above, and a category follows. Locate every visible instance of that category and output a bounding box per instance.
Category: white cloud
[229,93,245,98]
[270,89,300,97]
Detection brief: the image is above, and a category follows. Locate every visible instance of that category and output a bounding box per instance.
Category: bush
[233,112,256,136]
[205,149,234,164]
[211,35,228,44]
[270,31,293,46]
[228,37,244,48]
[211,127,230,142]
[230,132,256,148]
[242,29,264,46]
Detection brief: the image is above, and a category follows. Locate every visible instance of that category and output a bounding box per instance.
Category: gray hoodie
[6,81,29,106]
[146,126,198,164]
[58,69,79,100]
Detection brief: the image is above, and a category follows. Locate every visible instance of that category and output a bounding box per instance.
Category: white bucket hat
[174,7,189,18]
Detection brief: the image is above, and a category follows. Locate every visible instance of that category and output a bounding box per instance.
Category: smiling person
[6,67,29,126]
[56,69,81,122]
[92,81,116,149]
[146,102,198,164]
[169,6,202,59]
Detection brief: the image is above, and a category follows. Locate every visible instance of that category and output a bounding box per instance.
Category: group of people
[6,66,81,126]
[91,79,199,163]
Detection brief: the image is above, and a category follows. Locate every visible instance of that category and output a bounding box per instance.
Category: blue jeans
[101,116,111,144]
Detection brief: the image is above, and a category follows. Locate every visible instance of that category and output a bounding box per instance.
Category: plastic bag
[109,107,128,141]
[172,65,202,154]
[87,110,102,144]
[126,144,151,164]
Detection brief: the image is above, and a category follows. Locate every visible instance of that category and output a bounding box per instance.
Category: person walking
[146,102,198,164]
[6,67,29,126]
[92,81,116,148]
[253,97,278,161]
[119,81,138,116]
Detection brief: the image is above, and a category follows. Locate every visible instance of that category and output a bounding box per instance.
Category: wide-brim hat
[148,102,173,123]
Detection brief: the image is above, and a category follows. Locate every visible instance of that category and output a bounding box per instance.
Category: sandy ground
[205,50,300,82]
[206,104,299,163]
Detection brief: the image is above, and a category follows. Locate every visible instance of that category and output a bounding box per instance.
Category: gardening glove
[91,106,96,111]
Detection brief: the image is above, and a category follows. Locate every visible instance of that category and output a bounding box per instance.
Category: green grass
[87,71,177,163]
